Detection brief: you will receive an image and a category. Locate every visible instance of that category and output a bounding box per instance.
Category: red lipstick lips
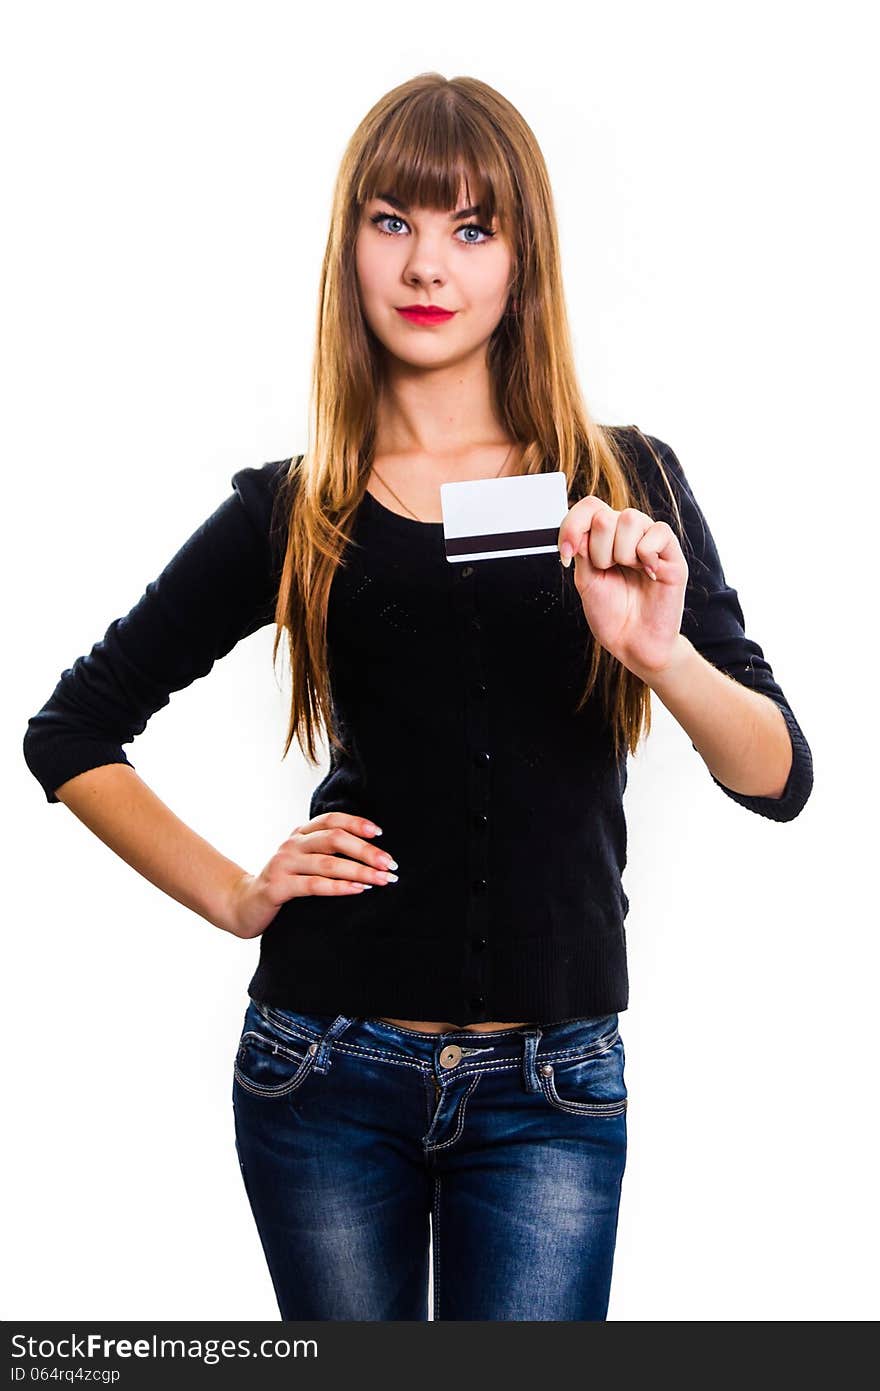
[396,305,456,325]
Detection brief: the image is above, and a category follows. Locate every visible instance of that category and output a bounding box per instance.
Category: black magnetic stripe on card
[445,526,559,557]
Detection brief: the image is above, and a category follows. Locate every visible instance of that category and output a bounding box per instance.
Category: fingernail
[560,542,573,568]
[365,823,383,835]
[644,565,656,581]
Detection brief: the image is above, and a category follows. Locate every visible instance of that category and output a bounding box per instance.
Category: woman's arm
[634,432,813,822]
[54,762,250,934]
[637,632,796,799]
[22,459,293,934]
[23,458,290,803]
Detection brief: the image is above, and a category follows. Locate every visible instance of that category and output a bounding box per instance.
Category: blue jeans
[232,999,628,1320]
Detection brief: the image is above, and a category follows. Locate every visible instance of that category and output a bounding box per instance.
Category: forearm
[636,634,793,799]
[54,763,249,933]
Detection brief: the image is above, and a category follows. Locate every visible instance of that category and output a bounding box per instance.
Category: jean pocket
[233,1026,318,1098]
[537,1033,627,1117]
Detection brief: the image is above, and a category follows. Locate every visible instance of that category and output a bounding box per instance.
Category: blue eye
[369,212,495,244]
[457,222,493,244]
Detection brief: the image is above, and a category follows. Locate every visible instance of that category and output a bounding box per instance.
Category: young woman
[23,73,813,1321]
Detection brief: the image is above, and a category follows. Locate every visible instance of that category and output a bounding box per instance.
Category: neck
[375,350,507,459]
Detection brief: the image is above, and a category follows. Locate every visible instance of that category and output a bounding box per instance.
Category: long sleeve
[23,458,291,804]
[637,432,813,822]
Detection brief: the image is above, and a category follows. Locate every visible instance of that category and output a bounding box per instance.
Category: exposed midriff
[378,1017,531,1034]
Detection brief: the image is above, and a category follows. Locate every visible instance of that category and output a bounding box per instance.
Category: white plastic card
[439,470,569,563]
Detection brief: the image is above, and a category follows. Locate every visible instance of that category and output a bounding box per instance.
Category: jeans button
[439,1044,462,1069]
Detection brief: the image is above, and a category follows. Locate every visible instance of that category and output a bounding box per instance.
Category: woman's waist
[375,1015,532,1034]
[249,995,621,1061]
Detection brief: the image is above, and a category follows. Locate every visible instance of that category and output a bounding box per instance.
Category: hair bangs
[354,95,516,232]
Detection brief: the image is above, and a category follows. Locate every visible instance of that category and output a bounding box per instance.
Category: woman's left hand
[558,497,689,680]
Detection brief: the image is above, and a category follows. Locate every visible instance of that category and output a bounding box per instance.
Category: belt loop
[312,1014,357,1073]
[522,1025,543,1093]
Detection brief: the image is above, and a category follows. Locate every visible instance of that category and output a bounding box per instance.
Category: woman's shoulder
[230,454,302,543]
[603,423,676,470]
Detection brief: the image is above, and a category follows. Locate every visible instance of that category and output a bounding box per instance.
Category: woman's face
[354,181,515,370]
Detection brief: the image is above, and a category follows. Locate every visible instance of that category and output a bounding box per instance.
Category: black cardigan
[22,430,813,1024]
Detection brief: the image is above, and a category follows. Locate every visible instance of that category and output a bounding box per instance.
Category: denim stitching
[538,1067,627,1116]
[256,1006,428,1068]
[233,1047,316,1098]
[424,1074,482,1153]
[239,1029,309,1064]
[537,1029,620,1066]
[325,1030,620,1070]
[331,1044,428,1072]
[254,1001,323,1047]
[423,1073,437,1128]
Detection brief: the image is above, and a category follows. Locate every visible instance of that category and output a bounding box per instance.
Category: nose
[406,267,445,292]
[403,238,448,290]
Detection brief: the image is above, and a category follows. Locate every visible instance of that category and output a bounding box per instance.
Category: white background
[4,0,877,1321]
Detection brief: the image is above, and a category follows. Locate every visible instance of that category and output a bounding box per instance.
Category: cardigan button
[473,812,488,829]
[471,616,482,630]
[471,934,488,952]
[474,681,487,696]
[472,878,488,893]
[461,565,474,578]
[474,750,490,766]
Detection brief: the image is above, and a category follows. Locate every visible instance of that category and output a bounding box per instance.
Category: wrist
[628,633,694,691]
[215,868,255,936]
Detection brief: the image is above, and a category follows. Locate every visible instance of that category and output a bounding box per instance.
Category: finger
[574,527,601,581]
[294,811,382,839]
[558,496,609,567]
[610,509,661,579]
[294,873,372,895]
[634,520,677,580]
[583,506,619,571]
[314,828,398,870]
[294,825,396,870]
[302,852,398,886]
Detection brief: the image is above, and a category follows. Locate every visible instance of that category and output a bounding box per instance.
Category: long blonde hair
[271,72,684,766]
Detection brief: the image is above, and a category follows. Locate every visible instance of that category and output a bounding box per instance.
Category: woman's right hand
[224,812,399,940]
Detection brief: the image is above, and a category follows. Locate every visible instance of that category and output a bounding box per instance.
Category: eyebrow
[374,191,482,221]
